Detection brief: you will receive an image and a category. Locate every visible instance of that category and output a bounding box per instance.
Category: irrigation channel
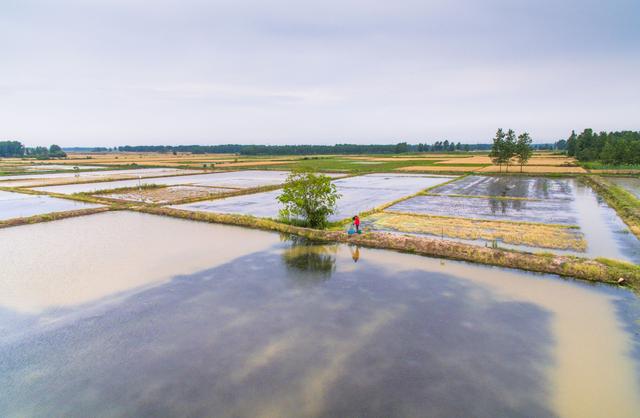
[0,169,639,417]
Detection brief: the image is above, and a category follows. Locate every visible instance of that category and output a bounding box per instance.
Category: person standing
[353,215,361,233]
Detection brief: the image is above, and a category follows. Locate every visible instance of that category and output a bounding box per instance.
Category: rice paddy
[366,212,586,251]
[173,173,455,222]
[0,190,103,221]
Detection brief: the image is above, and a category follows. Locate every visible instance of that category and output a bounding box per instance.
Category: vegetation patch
[0,207,110,229]
[366,212,586,251]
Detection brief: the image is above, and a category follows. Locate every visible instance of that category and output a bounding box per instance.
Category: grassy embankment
[582,175,640,238]
[135,205,640,293]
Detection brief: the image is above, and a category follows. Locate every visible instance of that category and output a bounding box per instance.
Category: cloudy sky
[1,0,638,146]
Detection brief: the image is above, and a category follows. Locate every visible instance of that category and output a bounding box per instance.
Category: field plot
[430,175,574,200]
[608,177,640,199]
[1,213,639,417]
[105,186,235,204]
[0,167,199,188]
[173,174,455,221]
[31,170,301,195]
[388,195,576,224]
[0,190,102,221]
[372,175,640,262]
[366,212,586,251]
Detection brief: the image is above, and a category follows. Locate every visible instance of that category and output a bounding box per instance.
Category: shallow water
[608,177,640,199]
[388,195,576,224]
[30,170,301,194]
[0,212,639,417]
[0,190,102,221]
[173,173,455,221]
[386,176,640,263]
[431,175,574,200]
[0,167,197,187]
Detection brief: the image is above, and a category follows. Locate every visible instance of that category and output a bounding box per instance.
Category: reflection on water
[1,215,640,417]
[281,235,337,283]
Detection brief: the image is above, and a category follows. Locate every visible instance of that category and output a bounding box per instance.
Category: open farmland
[366,175,640,263]
[29,170,304,195]
[173,173,455,222]
[0,167,200,188]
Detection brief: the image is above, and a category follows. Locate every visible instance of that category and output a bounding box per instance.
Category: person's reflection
[349,245,360,263]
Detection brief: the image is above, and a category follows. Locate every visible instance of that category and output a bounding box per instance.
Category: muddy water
[1,212,639,417]
[572,182,640,263]
[0,190,103,221]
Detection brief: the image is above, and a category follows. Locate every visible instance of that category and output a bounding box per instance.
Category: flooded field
[388,195,576,224]
[0,168,199,188]
[430,175,573,200]
[0,211,639,417]
[608,177,640,199]
[106,185,235,203]
[379,176,640,262]
[0,190,102,221]
[30,170,299,195]
[173,174,455,221]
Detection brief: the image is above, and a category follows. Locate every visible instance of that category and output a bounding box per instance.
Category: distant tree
[566,130,577,156]
[49,144,67,158]
[0,141,25,157]
[395,142,409,153]
[463,144,470,152]
[503,129,517,172]
[489,129,506,172]
[277,169,340,229]
[515,132,533,172]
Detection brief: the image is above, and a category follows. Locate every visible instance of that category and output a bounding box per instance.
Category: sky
[1,0,639,147]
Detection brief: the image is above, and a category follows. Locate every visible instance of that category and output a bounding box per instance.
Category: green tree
[489,129,506,172]
[49,144,67,158]
[515,132,533,172]
[277,169,340,229]
[503,129,517,172]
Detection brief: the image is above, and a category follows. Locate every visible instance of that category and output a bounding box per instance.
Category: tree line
[115,142,515,155]
[566,129,640,165]
[489,129,533,172]
[0,141,67,158]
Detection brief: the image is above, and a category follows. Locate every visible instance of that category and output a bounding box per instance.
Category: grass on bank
[582,175,640,238]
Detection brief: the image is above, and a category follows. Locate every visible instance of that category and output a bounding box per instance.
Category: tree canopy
[566,129,640,165]
[489,128,533,172]
[277,169,340,229]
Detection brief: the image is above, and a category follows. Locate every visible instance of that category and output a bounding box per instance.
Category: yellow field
[476,165,586,173]
[367,212,586,251]
[396,165,479,172]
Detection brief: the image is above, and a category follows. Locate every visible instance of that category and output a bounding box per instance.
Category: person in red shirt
[353,215,361,233]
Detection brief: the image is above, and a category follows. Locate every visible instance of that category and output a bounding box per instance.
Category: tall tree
[515,132,533,172]
[503,129,517,172]
[489,129,506,172]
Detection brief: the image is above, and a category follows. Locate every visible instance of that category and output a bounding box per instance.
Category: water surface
[173,173,455,221]
[0,190,102,221]
[608,177,640,199]
[1,211,639,417]
[30,170,302,194]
